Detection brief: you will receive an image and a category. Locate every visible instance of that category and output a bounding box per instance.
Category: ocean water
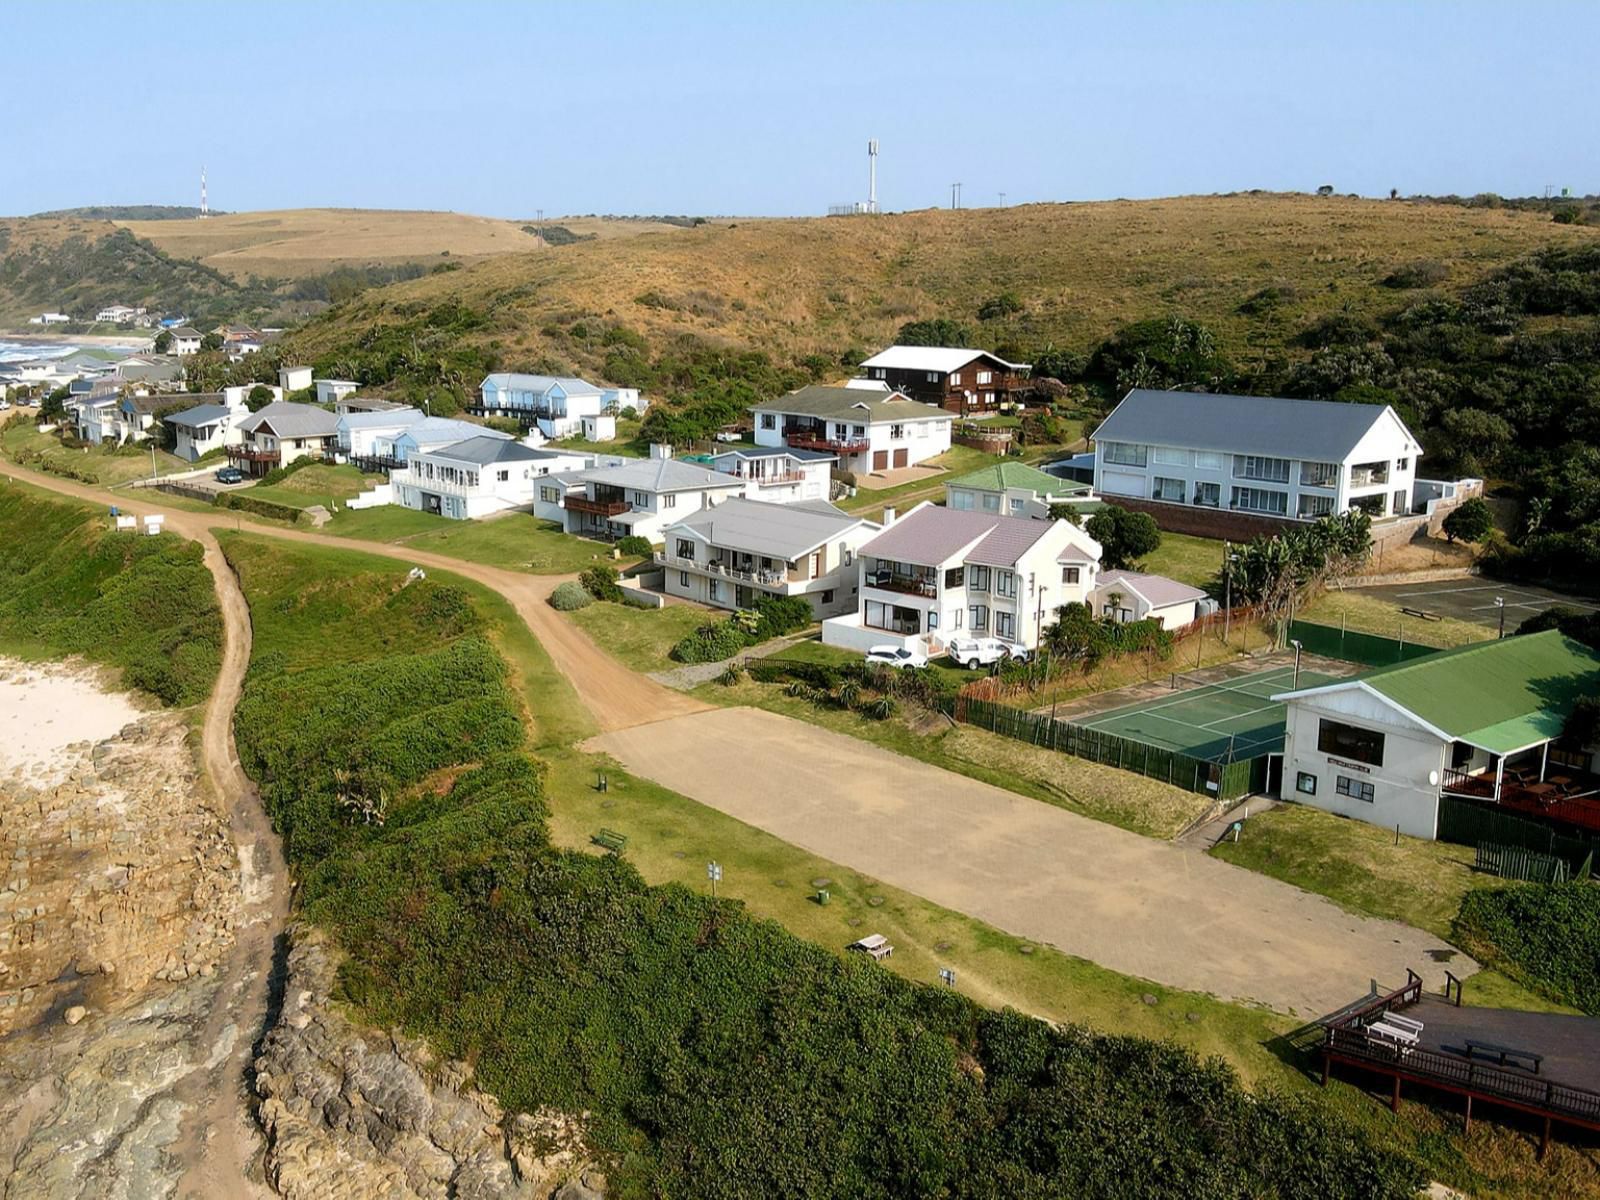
[0,339,147,364]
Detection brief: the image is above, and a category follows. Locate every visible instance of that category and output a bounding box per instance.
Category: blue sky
[4,1,1596,217]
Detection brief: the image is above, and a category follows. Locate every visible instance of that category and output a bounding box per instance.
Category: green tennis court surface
[1074,665,1338,762]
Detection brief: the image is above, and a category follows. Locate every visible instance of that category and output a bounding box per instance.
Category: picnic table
[848,934,894,962]
[1464,1038,1543,1074]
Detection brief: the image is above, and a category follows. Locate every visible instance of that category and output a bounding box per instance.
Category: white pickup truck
[946,637,1030,669]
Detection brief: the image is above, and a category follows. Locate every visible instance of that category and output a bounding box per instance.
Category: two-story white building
[228,402,341,476]
[821,501,1103,654]
[750,385,953,475]
[167,326,203,356]
[658,497,879,618]
[1274,631,1600,840]
[389,437,593,520]
[165,394,251,461]
[1092,390,1423,523]
[560,454,749,543]
[706,446,836,505]
[476,373,607,439]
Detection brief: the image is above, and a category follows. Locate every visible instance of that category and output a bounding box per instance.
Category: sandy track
[589,707,1468,1017]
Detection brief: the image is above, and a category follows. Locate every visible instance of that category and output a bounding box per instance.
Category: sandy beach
[0,658,144,788]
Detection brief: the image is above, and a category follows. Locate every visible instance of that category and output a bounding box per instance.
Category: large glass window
[967,565,991,591]
[1061,565,1081,585]
[995,570,1016,598]
[1152,447,1190,467]
[1317,719,1385,766]
[1234,454,1290,483]
[1300,461,1339,488]
[1350,460,1390,487]
[1193,451,1224,471]
[995,611,1015,639]
[969,604,990,631]
[1102,442,1148,467]
[1231,486,1287,515]
[1153,476,1186,502]
[944,566,965,589]
[1193,481,1221,507]
[1297,494,1335,519]
[950,491,974,511]
[675,538,695,559]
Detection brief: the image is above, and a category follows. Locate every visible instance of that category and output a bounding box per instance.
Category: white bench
[1367,1020,1420,1049]
[1383,1013,1425,1037]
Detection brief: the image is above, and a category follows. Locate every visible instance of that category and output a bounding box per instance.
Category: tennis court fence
[1287,619,1449,668]
[951,695,1264,801]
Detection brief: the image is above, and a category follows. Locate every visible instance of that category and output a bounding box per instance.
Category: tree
[1030,345,1088,383]
[39,385,69,421]
[153,330,173,354]
[1088,317,1231,394]
[895,317,973,347]
[246,384,275,411]
[1046,502,1083,527]
[1085,506,1161,570]
[976,292,1022,321]
[200,332,224,352]
[1317,184,1335,196]
[1441,497,1494,544]
[1220,510,1372,643]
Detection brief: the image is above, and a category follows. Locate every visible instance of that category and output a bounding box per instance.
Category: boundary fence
[1475,842,1570,884]
[1287,619,1454,668]
[1439,794,1598,870]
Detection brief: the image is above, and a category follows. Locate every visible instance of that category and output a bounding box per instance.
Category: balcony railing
[1443,767,1600,833]
[750,469,808,487]
[655,551,788,587]
[565,495,632,517]
[226,446,281,464]
[786,432,869,455]
[865,571,937,598]
[1350,467,1390,488]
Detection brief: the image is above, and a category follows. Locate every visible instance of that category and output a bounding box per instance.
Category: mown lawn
[246,464,384,509]
[564,599,715,674]
[2,420,189,485]
[1298,587,1491,649]
[1139,530,1226,588]
[326,506,638,574]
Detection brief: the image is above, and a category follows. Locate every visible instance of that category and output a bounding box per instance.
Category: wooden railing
[565,495,631,517]
[786,432,869,454]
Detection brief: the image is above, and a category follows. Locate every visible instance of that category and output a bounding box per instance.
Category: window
[1152,446,1190,467]
[967,565,991,591]
[680,571,689,587]
[632,490,648,505]
[1336,775,1376,804]
[1296,771,1317,796]
[1193,481,1221,507]
[944,566,964,589]
[759,413,776,430]
[949,371,962,385]
[928,611,939,630]
[1300,461,1339,488]
[952,608,964,630]
[995,611,1015,639]
[981,493,1001,512]
[950,490,974,511]
[1193,451,1224,471]
[1397,457,1410,470]
[890,423,906,440]
[540,486,560,503]
[1234,454,1290,483]
[852,425,865,438]
[995,570,1016,598]
[1152,475,1186,502]
[675,538,696,560]
[977,370,992,384]
[969,604,989,631]
[1297,494,1335,518]
[1317,719,1385,766]
[926,371,940,382]
[1231,486,1287,515]
[708,579,720,601]
[662,493,676,508]
[496,469,509,482]
[843,548,853,566]
[1062,565,1081,585]
[1350,460,1390,487]
[822,589,835,604]
[1102,441,1147,467]
[1009,497,1025,514]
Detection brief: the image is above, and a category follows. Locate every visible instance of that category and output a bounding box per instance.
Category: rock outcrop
[254,924,605,1200]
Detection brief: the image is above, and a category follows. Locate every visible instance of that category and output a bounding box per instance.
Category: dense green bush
[1454,883,1600,1014]
[215,492,306,524]
[0,490,221,704]
[614,534,652,556]
[670,595,815,662]
[254,456,322,487]
[670,619,749,663]
[578,562,624,602]
[1441,496,1494,543]
[548,580,593,611]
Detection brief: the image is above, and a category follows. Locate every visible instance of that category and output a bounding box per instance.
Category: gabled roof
[165,402,233,428]
[576,456,746,494]
[338,406,425,431]
[1276,630,1600,754]
[711,445,836,464]
[947,461,1089,496]
[238,401,340,439]
[860,501,1062,568]
[750,385,952,424]
[168,326,201,338]
[1094,390,1419,463]
[860,345,1030,373]
[481,372,604,397]
[338,396,408,413]
[124,391,212,416]
[1094,570,1207,609]
[397,417,510,445]
[424,436,554,466]
[668,496,872,559]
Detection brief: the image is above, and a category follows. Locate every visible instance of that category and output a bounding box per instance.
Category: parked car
[865,645,928,670]
[946,637,1030,669]
[214,466,246,484]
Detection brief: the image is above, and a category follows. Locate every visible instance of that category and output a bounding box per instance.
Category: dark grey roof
[860,502,1055,568]
[165,402,233,428]
[1093,390,1416,462]
[751,385,952,425]
[426,436,551,466]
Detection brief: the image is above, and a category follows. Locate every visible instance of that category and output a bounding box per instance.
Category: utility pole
[998,192,1006,207]
[950,182,962,210]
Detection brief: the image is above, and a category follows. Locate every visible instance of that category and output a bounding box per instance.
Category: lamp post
[1290,638,1303,690]
[1495,596,1506,639]
[1222,544,1239,645]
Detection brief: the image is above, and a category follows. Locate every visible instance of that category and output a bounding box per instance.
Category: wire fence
[1287,619,1453,668]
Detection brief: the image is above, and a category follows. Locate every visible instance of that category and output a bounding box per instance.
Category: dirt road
[589,707,1467,1017]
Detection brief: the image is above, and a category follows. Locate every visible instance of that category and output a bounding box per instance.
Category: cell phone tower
[867,140,878,213]
[200,167,209,219]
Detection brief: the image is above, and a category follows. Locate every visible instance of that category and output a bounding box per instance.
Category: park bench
[591,828,628,855]
[1383,1013,1425,1037]
[1366,1020,1420,1051]
[1399,607,1441,621]
[1464,1038,1543,1074]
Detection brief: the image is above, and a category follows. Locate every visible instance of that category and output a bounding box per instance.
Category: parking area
[1354,578,1599,630]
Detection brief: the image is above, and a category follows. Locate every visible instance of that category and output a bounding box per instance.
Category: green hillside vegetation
[28,205,217,221]
[1455,882,1600,1015]
[0,484,221,704]
[222,533,1421,1199]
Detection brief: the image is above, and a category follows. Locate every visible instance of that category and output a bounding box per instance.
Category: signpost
[707,860,722,899]
[938,967,957,988]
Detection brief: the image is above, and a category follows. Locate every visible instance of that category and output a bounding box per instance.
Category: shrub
[548,581,593,611]
[615,535,652,557]
[216,492,306,524]
[670,619,749,663]
[1441,496,1494,544]
[1454,883,1600,1014]
[255,456,321,487]
[977,292,1023,321]
[579,563,624,602]
[1381,260,1450,289]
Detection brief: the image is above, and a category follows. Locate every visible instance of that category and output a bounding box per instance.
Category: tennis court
[1074,664,1339,762]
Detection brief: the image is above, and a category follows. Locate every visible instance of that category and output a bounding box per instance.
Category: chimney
[649,442,673,460]
[882,506,896,526]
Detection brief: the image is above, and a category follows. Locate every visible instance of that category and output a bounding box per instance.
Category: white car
[864,645,928,670]
[946,637,1030,669]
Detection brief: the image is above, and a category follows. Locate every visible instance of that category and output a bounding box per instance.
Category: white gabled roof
[860,345,1029,373]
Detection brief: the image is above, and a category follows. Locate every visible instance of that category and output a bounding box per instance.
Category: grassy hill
[280,193,1600,375]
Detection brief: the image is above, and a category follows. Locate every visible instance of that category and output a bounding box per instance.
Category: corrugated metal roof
[750,385,952,424]
[481,372,604,397]
[1095,570,1207,608]
[668,497,870,559]
[164,403,232,428]
[860,346,1029,373]
[859,502,1054,567]
[238,401,341,439]
[1093,389,1417,462]
[425,436,551,466]
[399,417,511,445]
[576,457,746,494]
[339,407,425,430]
[946,461,1087,495]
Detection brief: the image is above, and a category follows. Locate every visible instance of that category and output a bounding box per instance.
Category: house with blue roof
[476,373,606,439]
[379,417,512,465]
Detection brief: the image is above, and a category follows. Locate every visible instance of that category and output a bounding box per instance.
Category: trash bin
[816,889,830,906]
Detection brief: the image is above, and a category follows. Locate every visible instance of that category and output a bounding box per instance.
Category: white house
[278,365,314,392]
[220,383,284,410]
[165,394,250,461]
[381,417,510,464]
[96,304,140,324]
[658,497,879,619]
[944,460,1095,519]
[1274,631,1600,840]
[335,395,410,416]
[707,446,836,505]
[1088,570,1208,630]
[750,385,953,475]
[476,373,606,439]
[821,501,1103,655]
[603,386,644,415]
[580,413,616,442]
[1092,390,1424,522]
[30,312,71,325]
[313,378,360,406]
[167,326,203,356]
[338,406,426,457]
[228,402,341,477]
[389,437,594,520]
[559,453,749,543]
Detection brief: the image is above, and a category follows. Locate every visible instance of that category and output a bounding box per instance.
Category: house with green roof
[1273,630,1600,839]
[944,460,1097,520]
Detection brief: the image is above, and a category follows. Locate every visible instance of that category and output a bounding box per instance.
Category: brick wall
[1100,496,1295,541]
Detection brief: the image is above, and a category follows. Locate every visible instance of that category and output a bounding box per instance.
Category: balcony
[226,446,282,464]
[749,468,808,487]
[1442,766,1600,833]
[786,431,869,455]
[1350,462,1391,488]
[865,569,937,598]
[565,494,632,517]
[656,551,790,588]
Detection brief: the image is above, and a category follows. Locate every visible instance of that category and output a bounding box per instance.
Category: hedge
[1453,882,1600,1014]
[216,491,308,524]
[670,594,814,663]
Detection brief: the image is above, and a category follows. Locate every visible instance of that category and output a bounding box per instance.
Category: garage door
[892,448,908,468]
[873,450,888,471]
[1099,470,1147,498]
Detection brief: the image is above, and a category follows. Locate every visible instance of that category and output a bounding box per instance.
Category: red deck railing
[786,433,869,455]
[564,495,631,517]
[1442,768,1600,833]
